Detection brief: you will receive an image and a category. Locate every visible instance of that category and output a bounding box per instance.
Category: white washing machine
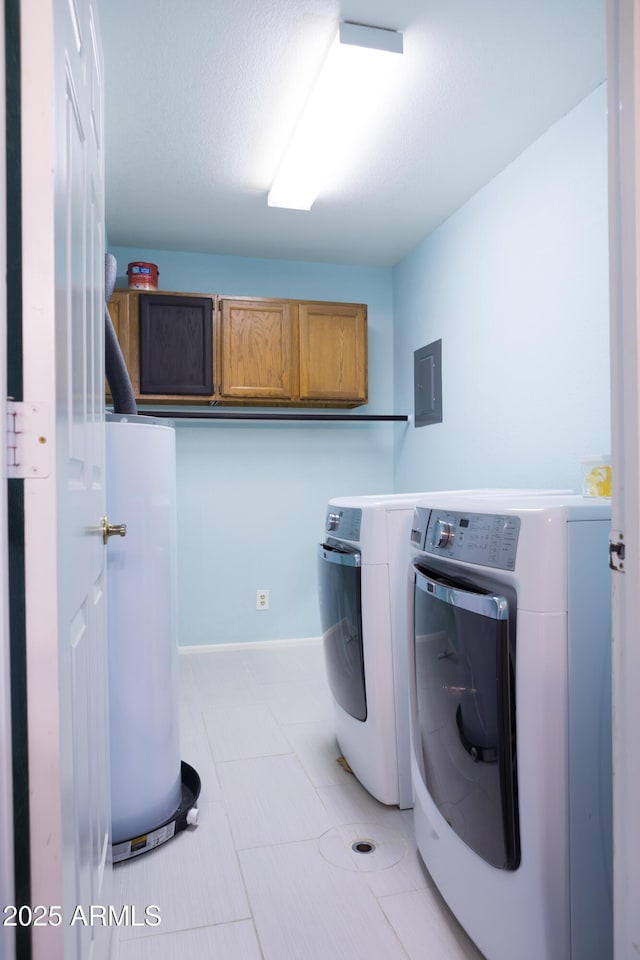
[318,493,425,807]
[408,492,612,960]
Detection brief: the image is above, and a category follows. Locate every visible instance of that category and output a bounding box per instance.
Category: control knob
[435,519,455,548]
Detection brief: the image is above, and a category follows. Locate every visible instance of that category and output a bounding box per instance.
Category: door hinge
[6,401,51,479]
[609,530,625,572]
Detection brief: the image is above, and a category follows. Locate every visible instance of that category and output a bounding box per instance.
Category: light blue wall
[109,83,610,645]
[393,84,610,492]
[107,247,395,644]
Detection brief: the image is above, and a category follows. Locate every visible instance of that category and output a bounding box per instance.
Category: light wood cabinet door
[298,302,367,404]
[219,299,294,400]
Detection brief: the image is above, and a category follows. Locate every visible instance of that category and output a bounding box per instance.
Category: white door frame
[0,0,17,957]
[20,3,64,942]
[607,0,640,957]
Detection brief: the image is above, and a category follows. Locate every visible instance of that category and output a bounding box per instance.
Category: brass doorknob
[101,516,127,545]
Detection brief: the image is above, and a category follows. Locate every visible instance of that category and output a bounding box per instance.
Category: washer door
[412,562,519,870]
[318,542,366,721]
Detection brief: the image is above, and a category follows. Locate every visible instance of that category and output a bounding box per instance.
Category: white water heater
[106,414,183,848]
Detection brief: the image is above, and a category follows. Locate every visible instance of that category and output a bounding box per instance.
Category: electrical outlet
[256,589,269,610]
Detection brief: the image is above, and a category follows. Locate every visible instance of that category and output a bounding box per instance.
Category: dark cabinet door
[139,294,213,395]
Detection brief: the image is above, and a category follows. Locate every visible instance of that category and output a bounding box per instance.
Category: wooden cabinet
[218,299,294,401]
[298,302,367,404]
[107,290,368,408]
[218,297,367,407]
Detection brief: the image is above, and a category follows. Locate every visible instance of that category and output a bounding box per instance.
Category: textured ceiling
[98,0,606,267]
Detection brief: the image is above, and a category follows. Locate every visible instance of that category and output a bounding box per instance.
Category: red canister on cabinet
[127,262,159,290]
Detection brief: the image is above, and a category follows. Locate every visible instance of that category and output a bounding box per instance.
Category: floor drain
[352,840,376,854]
[319,823,406,871]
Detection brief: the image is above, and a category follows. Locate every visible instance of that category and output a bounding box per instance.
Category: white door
[607,0,640,957]
[20,1,111,958]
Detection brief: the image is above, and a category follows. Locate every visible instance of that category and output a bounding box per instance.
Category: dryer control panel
[412,507,520,570]
[325,506,362,542]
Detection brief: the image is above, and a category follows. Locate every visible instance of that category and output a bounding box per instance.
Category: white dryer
[408,492,612,960]
[318,493,424,808]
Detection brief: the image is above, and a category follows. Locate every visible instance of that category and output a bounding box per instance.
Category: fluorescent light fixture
[267,21,403,211]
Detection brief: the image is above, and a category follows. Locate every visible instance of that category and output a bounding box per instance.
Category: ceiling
[98,0,606,268]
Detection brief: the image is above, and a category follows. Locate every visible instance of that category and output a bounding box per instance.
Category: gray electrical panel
[414,339,442,427]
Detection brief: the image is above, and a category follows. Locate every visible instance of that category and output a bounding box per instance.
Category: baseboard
[178,636,322,655]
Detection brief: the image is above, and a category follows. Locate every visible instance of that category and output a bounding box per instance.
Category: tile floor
[112,639,485,960]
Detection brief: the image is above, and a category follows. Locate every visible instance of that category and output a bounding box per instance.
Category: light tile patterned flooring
[112,640,485,960]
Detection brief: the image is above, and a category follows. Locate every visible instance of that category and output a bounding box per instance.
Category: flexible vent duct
[105,253,137,415]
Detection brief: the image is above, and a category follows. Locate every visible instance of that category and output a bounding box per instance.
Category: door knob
[101,516,127,545]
